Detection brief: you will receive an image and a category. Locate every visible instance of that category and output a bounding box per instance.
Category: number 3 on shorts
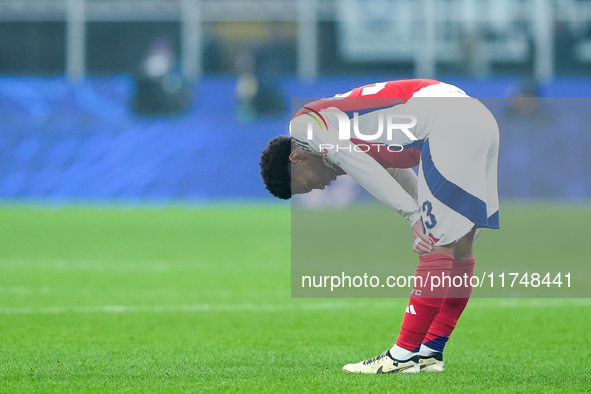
[422,201,437,229]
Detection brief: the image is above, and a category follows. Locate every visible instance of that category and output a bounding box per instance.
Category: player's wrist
[407,210,421,227]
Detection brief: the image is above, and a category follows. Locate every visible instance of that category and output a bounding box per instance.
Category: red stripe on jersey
[293,79,440,119]
[350,138,421,169]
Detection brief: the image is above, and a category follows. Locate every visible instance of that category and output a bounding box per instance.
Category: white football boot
[343,350,420,374]
[419,352,445,372]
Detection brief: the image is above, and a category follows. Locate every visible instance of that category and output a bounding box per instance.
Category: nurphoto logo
[295,107,418,153]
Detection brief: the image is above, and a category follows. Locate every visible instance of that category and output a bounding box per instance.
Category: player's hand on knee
[412,219,434,254]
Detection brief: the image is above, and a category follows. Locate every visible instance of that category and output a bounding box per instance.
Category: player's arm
[386,168,418,201]
[291,113,432,252]
[386,169,432,254]
[331,143,421,224]
[291,110,419,223]
[331,140,433,253]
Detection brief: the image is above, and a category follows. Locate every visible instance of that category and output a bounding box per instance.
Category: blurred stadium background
[0,0,590,201]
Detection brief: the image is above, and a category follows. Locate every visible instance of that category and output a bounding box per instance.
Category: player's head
[259,136,292,199]
[260,136,337,199]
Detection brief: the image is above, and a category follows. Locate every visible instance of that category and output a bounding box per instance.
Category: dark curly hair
[260,136,293,199]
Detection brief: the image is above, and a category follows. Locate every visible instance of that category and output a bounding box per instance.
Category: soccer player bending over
[259,79,500,374]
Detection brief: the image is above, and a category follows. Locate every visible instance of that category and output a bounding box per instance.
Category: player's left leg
[389,245,453,359]
[419,230,475,372]
[342,245,455,374]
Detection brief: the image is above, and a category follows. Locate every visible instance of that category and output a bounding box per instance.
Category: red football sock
[422,258,475,353]
[395,253,453,352]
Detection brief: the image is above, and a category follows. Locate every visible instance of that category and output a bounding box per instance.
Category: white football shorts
[416,97,500,245]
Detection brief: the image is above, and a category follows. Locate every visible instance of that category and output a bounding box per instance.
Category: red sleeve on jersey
[293,79,440,119]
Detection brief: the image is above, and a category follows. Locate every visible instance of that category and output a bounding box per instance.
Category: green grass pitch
[0,203,590,392]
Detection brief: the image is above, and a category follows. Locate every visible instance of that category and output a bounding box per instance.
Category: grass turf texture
[0,204,590,392]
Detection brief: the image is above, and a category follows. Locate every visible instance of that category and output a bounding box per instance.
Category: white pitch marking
[0,298,590,315]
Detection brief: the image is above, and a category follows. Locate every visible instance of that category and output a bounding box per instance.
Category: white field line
[0,298,590,315]
[0,258,215,272]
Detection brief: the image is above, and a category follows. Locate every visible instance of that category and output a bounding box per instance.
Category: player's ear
[289,150,308,163]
